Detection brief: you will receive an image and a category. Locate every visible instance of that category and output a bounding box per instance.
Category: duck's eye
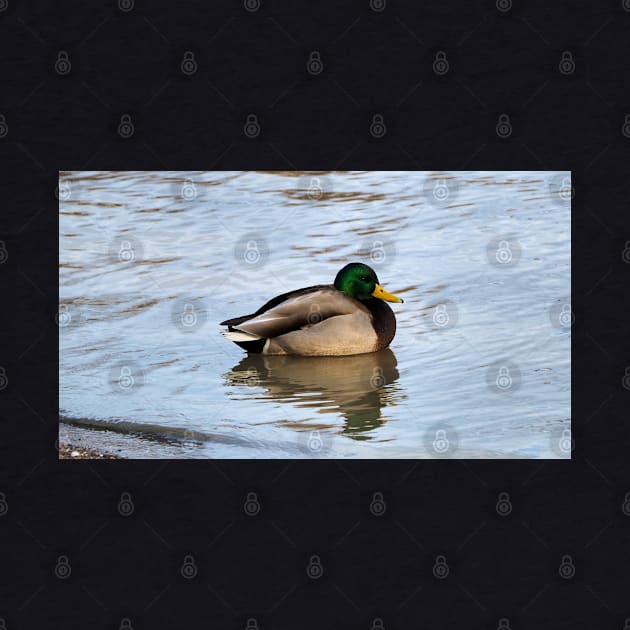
[360,276,369,282]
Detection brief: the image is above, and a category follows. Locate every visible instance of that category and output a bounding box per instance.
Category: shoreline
[59,443,121,459]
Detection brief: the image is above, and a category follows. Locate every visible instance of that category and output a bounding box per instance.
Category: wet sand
[59,443,121,459]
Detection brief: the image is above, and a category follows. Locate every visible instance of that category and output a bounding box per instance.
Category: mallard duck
[220,262,403,356]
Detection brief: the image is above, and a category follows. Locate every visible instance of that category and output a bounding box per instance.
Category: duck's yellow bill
[372,284,404,303]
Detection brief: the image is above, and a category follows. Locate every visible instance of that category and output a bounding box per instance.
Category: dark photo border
[1,1,629,628]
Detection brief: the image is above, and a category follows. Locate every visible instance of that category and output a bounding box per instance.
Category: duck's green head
[334,262,404,303]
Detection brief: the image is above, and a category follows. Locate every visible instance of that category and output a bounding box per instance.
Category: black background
[1,0,629,628]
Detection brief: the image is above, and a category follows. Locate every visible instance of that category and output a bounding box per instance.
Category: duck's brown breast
[366,299,396,351]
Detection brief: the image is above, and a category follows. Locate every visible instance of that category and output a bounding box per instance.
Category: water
[59,170,571,459]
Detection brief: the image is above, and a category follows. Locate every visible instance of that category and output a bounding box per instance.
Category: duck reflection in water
[223,349,402,439]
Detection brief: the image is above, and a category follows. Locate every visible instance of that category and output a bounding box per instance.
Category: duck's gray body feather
[220,285,396,356]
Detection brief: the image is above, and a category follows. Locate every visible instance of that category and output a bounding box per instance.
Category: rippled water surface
[59,171,571,458]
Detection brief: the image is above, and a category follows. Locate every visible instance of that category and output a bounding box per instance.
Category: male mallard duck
[220,262,403,356]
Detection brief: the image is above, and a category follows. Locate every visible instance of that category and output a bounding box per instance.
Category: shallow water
[59,170,571,458]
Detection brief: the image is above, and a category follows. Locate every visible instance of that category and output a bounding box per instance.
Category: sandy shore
[59,444,120,459]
